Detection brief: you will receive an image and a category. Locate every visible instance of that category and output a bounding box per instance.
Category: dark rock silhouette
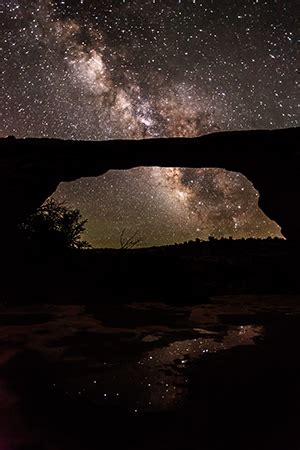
[0,127,299,239]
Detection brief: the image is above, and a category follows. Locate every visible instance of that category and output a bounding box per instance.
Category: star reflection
[69,325,263,413]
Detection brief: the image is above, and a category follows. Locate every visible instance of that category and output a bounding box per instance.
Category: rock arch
[0,127,299,239]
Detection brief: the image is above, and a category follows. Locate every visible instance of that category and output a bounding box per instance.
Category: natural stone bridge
[1,127,299,239]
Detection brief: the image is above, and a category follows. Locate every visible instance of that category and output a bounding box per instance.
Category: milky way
[2,1,298,246]
[53,168,282,248]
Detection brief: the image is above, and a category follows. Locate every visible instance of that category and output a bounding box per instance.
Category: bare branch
[119,229,142,250]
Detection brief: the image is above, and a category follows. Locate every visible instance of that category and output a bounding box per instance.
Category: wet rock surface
[1,295,300,449]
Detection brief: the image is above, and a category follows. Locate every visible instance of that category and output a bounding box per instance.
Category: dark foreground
[1,300,300,449]
[1,240,300,449]
[3,238,300,306]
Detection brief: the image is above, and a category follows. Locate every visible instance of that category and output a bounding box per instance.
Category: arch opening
[50,167,282,248]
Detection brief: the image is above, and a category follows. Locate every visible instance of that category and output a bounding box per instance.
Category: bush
[20,199,90,251]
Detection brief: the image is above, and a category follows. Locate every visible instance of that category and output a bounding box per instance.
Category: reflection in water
[141,325,262,410]
[1,296,300,448]
[65,325,262,413]
[0,301,275,416]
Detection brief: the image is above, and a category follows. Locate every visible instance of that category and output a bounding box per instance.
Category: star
[2,0,297,246]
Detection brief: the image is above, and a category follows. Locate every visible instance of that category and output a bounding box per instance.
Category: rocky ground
[0,295,300,449]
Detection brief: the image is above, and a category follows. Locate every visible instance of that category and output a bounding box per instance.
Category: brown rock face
[1,127,299,240]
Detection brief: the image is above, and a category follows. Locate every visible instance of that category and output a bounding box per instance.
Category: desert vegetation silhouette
[20,199,90,251]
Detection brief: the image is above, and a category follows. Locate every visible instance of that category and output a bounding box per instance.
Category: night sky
[2,1,298,247]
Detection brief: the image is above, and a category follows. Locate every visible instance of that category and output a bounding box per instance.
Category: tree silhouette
[20,199,90,250]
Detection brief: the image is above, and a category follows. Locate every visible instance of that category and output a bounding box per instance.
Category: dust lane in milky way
[2,1,297,245]
[2,1,298,139]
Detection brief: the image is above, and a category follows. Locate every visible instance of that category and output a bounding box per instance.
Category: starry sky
[2,0,298,247]
[53,168,282,248]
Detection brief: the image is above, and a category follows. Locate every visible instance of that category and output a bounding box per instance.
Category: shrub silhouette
[20,199,90,250]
